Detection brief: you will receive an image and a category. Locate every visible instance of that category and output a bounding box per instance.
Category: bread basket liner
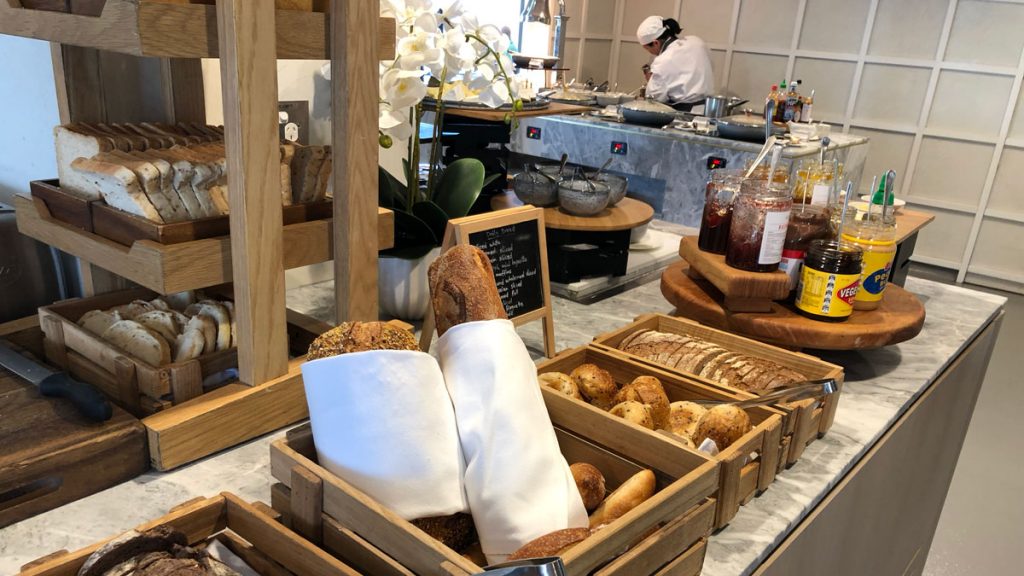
[438,319,588,564]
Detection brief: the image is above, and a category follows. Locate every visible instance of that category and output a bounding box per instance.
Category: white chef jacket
[646,35,715,105]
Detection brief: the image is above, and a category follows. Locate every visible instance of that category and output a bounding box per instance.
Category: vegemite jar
[795,239,863,322]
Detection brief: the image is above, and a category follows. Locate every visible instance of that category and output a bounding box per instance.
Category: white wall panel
[617,41,653,90]
[585,0,618,36]
[969,219,1024,278]
[1006,84,1024,141]
[928,70,1013,138]
[563,38,581,77]
[853,64,931,127]
[792,58,857,121]
[727,52,789,106]
[680,0,736,45]
[709,49,728,92]
[580,39,614,84]
[868,0,947,60]
[620,0,677,39]
[909,137,995,209]
[735,0,800,50]
[911,207,975,266]
[944,0,1024,67]
[987,146,1024,217]
[848,127,916,195]
[565,0,584,36]
[798,0,871,54]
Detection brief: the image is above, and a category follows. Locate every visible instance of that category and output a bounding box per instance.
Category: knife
[694,378,837,410]
[0,340,112,422]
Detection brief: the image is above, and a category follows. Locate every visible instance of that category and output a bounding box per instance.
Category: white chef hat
[637,15,667,45]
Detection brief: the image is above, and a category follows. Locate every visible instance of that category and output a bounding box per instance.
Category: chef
[637,16,714,111]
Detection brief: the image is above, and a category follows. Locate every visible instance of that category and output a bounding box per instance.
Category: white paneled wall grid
[563,0,1024,293]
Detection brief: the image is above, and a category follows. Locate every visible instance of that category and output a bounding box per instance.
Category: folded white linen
[301,350,469,520]
[437,319,589,564]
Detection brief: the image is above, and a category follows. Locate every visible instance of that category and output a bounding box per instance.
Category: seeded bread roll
[306,321,419,359]
[570,363,618,410]
[665,401,707,441]
[609,400,655,429]
[614,376,670,429]
[428,245,507,337]
[570,462,606,512]
[507,527,591,561]
[539,371,584,400]
[694,405,751,450]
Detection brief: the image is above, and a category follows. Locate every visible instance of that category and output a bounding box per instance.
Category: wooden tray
[15,193,395,294]
[31,179,333,246]
[39,288,237,416]
[537,346,784,529]
[270,420,719,576]
[662,260,927,351]
[0,0,396,59]
[679,236,789,312]
[592,312,845,467]
[0,316,148,529]
[17,493,361,576]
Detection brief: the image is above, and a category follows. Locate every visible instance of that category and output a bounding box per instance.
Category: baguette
[588,469,656,528]
[427,245,507,337]
[70,157,164,222]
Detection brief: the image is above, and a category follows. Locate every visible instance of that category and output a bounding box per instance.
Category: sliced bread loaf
[69,157,163,222]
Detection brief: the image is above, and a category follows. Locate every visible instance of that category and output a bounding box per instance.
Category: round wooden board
[490,192,654,232]
[661,260,926,350]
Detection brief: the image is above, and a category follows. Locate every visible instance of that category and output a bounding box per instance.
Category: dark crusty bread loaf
[570,463,606,512]
[428,245,507,337]
[411,512,477,552]
[507,527,591,561]
[618,330,805,393]
[306,321,419,359]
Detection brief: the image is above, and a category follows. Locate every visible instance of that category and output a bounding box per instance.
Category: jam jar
[726,179,793,272]
[698,169,743,254]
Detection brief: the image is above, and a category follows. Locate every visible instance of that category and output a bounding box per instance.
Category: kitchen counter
[509,114,870,228]
[0,276,1003,575]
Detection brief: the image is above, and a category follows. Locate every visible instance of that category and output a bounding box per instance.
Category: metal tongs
[477,557,566,576]
[693,378,838,409]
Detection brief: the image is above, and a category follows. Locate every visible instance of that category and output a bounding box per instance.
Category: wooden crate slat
[15,195,394,294]
[0,1,396,59]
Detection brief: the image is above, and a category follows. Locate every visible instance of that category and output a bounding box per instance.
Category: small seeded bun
[307,321,418,359]
[665,401,708,441]
[570,363,618,409]
[609,400,655,429]
[614,376,670,429]
[694,405,751,450]
[539,371,584,400]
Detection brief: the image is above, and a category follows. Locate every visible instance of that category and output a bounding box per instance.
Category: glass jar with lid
[726,179,793,272]
[698,169,744,254]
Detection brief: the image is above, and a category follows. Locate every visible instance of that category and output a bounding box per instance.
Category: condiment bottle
[841,214,896,310]
[795,239,863,322]
[698,169,743,254]
[773,80,788,123]
[801,89,815,123]
[726,179,793,272]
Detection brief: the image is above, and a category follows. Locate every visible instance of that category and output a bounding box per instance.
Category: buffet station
[0,1,1004,576]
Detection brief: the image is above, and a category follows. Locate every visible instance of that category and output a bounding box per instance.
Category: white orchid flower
[476,81,511,108]
[382,68,427,110]
[396,30,444,72]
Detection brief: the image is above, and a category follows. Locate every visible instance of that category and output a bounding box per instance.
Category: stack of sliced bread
[77,290,234,367]
[618,329,806,393]
[54,122,332,224]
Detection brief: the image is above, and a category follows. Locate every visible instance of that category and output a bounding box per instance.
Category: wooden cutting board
[0,335,148,528]
[661,260,925,350]
[679,236,790,300]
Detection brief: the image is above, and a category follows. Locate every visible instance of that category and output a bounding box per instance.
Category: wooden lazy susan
[661,259,926,351]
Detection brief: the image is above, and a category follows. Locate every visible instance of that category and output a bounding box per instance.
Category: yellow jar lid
[841,233,896,246]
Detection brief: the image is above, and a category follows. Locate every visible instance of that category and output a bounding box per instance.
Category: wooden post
[217,0,289,385]
[331,0,379,322]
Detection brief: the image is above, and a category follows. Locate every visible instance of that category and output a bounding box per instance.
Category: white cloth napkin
[302,350,469,520]
[437,320,589,564]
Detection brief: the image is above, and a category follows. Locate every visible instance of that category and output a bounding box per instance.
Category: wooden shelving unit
[2,0,396,469]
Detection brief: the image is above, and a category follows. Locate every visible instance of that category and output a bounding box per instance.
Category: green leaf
[482,172,501,190]
[433,158,485,219]
[378,167,407,211]
[388,209,438,255]
[412,201,450,244]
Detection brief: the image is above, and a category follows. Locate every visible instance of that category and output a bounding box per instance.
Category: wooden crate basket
[39,287,237,416]
[270,421,720,576]
[592,313,844,466]
[537,346,784,529]
[17,493,361,576]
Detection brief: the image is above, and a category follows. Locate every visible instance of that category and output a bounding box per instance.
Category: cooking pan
[714,111,786,142]
[621,98,676,127]
[704,94,748,119]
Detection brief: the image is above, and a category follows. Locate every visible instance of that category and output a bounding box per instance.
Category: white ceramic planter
[378,247,441,320]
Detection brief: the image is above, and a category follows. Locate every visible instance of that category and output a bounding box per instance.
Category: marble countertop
[0,277,1005,575]
[539,114,869,158]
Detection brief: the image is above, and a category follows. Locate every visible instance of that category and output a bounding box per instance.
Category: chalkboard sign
[468,221,543,319]
[420,206,556,357]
